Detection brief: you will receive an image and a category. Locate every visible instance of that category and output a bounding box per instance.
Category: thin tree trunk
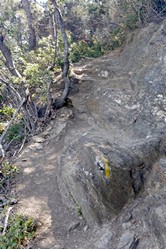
[0,36,22,78]
[50,0,71,108]
[22,0,37,51]
[49,12,61,70]
[49,12,56,40]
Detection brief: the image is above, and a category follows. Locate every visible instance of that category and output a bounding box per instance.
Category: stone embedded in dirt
[29,143,43,150]
[68,221,80,233]
[118,231,135,249]
[32,136,45,143]
[99,70,109,78]
[94,228,112,249]
[122,221,132,230]
[35,143,43,150]
[83,225,89,232]
[10,198,18,205]
[42,126,52,136]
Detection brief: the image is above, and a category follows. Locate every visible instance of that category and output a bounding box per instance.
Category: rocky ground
[15,23,166,249]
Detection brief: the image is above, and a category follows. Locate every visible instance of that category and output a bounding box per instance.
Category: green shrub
[125,12,138,30]
[163,19,166,29]
[70,39,103,63]
[0,106,15,120]
[1,162,18,179]
[0,123,5,134]
[6,122,24,142]
[111,26,126,48]
[0,215,36,249]
[0,162,18,192]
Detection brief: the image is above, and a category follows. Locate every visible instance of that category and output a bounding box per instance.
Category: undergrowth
[0,162,36,248]
[0,214,36,249]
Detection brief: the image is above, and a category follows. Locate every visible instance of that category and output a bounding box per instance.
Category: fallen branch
[2,206,13,236]
[14,133,27,158]
[0,77,22,105]
[0,143,5,164]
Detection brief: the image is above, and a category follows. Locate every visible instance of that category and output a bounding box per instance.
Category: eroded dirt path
[16,111,94,249]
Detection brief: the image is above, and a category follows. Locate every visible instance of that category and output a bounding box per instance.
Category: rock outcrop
[57,23,166,247]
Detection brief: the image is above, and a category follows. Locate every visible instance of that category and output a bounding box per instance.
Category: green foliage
[0,106,15,120]
[0,162,18,181]
[0,123,5,134]
[0,215,36,249]
[110,26,126,49]
[6,122,24,142]
[0,162,18,193]
[70,39,103,63]
[76,204,82,216]
[119,0,166,28]
[163,18,166,29]
[125,12,138,30]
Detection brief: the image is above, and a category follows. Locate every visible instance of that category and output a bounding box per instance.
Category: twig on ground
[2,206,13,236]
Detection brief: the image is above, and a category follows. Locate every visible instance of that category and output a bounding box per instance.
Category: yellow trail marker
[103,157,111,179]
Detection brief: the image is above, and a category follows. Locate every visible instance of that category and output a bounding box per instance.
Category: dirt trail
[15,53,130,249]
[16,109,94,249]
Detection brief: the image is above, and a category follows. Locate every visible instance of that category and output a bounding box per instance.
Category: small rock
[10,198,18,205]
[68,221,80,233]
[32,136,45,143]
[21,158,27,162]
[118,231,135,249]
[83,225,89,232]
[94,230,112,249]
[122,221,132,229]
[122,212,132,223]
[56,123,67,135]
[42,126,52,136]
[100,70,109,78]
[35,143,43,150]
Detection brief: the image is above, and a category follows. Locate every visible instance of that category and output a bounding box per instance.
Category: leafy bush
[1,162,18,178]
[125,12,138,30]
[0,123,5,134]
[70,39,103,63]
[111,26,126,49]
[0,106,15,121]
[6,122,24,142]
[0,162,18,192]
[0,215,36,249]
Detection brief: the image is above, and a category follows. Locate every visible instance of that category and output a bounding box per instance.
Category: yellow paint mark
[103,157,111,179]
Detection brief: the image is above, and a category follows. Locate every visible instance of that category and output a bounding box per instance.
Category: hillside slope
[16,23,166,249]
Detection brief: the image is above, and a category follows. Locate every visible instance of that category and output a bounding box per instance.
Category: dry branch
[2,206,13,236]
[0,77,22,105]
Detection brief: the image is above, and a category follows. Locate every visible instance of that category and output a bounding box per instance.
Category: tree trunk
[50,0,71,108]
[0,36,22,78]
[49,12,61,70]
[49,12,56,40]
[22,0,37,51]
